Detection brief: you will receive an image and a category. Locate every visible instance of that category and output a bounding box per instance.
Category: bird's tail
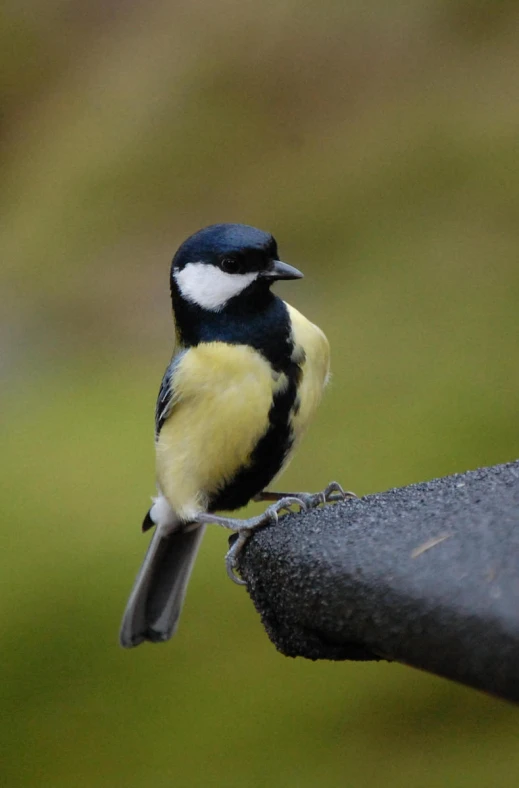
[119,521,206,648]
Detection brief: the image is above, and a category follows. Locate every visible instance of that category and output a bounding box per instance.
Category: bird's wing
[155,351,186,438]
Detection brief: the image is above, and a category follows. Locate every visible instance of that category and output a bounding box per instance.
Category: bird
[119,223,349,648]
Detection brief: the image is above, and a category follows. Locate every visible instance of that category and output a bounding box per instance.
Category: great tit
[120,223,346,648]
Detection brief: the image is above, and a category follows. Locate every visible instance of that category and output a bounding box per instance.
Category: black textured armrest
[238,460,519,702]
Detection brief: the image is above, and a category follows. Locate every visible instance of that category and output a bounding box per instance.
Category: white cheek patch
[174,263,258,311]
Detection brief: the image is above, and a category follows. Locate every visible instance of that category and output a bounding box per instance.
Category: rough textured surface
[238,460,519,702]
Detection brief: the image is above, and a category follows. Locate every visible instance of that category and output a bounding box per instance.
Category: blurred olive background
[2,1,519,786]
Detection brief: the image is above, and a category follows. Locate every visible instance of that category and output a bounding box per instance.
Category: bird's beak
[263,260,304,281]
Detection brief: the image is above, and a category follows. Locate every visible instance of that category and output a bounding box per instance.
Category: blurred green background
[2,1,519,785]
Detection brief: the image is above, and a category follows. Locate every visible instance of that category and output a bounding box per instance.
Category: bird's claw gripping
[265,495,309,523]
[225,531,251,585]
[225,483,356,585]
[300,480,357,508]
[225,496,308,584]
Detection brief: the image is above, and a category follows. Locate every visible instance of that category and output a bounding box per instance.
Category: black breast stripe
[208,359,302,512]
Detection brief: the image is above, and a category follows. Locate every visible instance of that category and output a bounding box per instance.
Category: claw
[226,555,248,585]
[225,530,250,585]
[266,495,308,524]
[320,481,357,503]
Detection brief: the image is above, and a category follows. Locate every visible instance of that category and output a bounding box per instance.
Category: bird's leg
[194,496,308,585]
[254,481,357,509]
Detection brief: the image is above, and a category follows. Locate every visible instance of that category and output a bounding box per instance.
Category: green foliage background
[2,1,519,785]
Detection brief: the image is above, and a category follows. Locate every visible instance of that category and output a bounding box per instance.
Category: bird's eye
[220,257,240,274]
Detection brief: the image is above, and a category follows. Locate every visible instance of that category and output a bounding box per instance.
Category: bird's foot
[195,496,307,585]
[254,481,357,509]
[224,484,358,583]
[196,484,356,586]
[226,495,308,584]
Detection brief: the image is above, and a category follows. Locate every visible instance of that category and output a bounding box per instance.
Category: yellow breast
[156,343,286,520]
[286,303,330,443]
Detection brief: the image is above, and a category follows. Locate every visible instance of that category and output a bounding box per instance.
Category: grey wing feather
[155,365,174,437]
[155,350,186,437]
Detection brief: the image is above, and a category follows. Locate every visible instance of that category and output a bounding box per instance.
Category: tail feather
[119,522,205,648]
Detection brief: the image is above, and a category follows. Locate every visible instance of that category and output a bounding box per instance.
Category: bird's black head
[170,223,303,313]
